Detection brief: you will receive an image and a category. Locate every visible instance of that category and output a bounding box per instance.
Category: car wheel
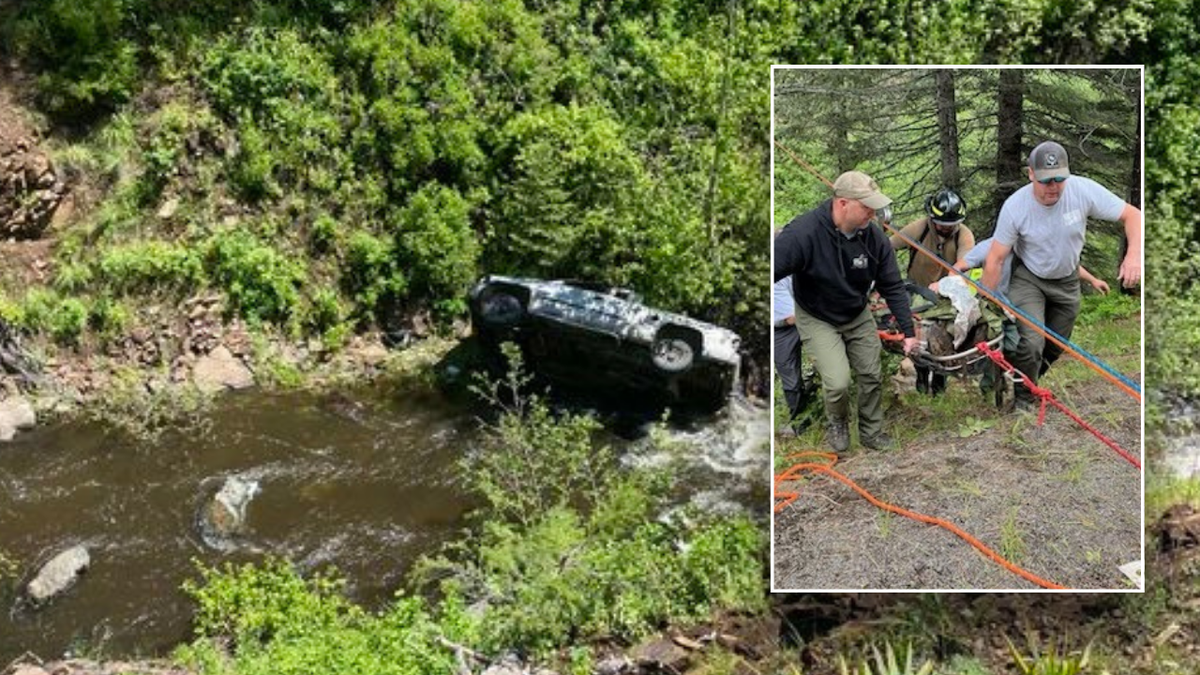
[478,289,525,328]
[651,336,694,373]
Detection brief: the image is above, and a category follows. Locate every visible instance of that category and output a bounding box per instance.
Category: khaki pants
[1007,261,1081,389]
[794,304,884,441]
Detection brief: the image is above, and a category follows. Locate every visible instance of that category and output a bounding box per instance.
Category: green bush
[49,297,89,344]
[305,287,343,335]
[310,212,339,254]
[201,28,347,199]
[230,116,281,200]
[343,231,405,322]
[489,104,646,281]
[392,183,480,316]
[18,289,87,344]
[89,295,132,339]
[424,351,766,654]
[97,240,205,293]
[179,561,475,675]
[205,229,307,324]
[11,0,139,121]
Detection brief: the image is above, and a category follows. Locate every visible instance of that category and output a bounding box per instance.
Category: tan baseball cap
[1029,141,1070,181]
[833,171,892,210]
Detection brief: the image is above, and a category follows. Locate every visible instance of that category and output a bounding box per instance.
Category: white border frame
[769,63,1146,594]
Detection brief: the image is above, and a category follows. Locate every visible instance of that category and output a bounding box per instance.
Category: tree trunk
[991,69,1025,238]
[935,69,960,189]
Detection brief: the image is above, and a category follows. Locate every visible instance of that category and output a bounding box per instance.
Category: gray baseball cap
[1029,141,1070,181]
[833,171,892,209]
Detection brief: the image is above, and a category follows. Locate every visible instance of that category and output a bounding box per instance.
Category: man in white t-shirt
[980,141,1142,407]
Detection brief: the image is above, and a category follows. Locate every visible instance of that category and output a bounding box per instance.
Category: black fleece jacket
[773,199,915,337]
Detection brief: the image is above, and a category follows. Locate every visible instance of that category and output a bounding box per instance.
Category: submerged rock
[198,476,260,548]
[26,545,89,605]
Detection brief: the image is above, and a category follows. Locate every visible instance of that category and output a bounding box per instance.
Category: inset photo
[770,66,1143,591]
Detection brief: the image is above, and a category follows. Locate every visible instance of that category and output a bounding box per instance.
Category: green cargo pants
[1007,260,1081,391]
[793,304,884,441]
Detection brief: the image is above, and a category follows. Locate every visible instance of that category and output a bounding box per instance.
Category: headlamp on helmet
[925,188,966,235]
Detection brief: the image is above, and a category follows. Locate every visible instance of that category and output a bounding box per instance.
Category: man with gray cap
[774,170,918,452]
[981,140,1142,408]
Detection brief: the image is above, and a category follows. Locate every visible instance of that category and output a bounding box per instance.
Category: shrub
[343,231,405,322]
[310,212,339,254]
[98,240,205,293]
[489,104,646,281]
[205,229,307,324]
[392,183,480,316]
[48,297,89,345]
[179,561,474,675]
[11,0,139,121]
[230,116,281,200]
[306,288,342,333]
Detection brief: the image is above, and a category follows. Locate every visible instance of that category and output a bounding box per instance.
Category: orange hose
[774,451,1067,590]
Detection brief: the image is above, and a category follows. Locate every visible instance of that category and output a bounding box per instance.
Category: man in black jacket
[773,171,917,452]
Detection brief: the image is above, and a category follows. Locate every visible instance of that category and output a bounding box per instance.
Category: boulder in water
[0,395,36,442]
[26,545,89,605]
[199,476,260,547]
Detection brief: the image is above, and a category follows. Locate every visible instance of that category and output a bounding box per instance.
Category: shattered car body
[468,275,742,410]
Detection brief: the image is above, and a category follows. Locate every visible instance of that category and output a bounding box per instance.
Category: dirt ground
[773,375,1142,591]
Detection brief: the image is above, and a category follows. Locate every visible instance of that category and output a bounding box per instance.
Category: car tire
[477,288,526,328]
[651,336,694,374]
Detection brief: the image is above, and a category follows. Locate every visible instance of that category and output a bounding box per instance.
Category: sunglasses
[1037,176,1067,184]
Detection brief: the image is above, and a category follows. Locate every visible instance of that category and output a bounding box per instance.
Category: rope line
[977,342,1141,469]
[774,451,1067,590]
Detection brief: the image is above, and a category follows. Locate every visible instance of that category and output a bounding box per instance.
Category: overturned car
[468,276,742,411]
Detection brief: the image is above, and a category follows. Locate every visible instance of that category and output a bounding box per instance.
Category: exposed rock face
[26,545,89,605]
[198,476,260,549]
[0,135,65,240]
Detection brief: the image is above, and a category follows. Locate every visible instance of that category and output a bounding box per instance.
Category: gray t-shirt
[993,176,1125,279]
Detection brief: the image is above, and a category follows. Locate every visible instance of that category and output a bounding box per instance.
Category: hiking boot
[827,418,850,452]
[861,432,897,452]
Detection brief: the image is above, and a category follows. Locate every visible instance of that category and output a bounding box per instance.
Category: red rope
[976,342,1141,469]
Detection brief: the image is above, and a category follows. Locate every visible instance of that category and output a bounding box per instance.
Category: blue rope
[885,222,1141,396]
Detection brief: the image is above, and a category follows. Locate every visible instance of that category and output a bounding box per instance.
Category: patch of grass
[1146,470,1200,517]
[999,505,1026,564]
[946,480,984,498]
[876,510,893,538]
[1005,634,1092,675]
[1058,451,1089,485]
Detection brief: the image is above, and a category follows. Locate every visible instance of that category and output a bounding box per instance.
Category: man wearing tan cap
[774,170,918,453]
[981,140,1142,409]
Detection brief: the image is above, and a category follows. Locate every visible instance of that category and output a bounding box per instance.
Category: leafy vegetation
[837,642,934,675]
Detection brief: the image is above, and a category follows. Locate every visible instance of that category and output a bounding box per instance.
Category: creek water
[0,382,768,662]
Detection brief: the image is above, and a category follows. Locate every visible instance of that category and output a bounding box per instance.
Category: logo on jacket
[852,254,868,269]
